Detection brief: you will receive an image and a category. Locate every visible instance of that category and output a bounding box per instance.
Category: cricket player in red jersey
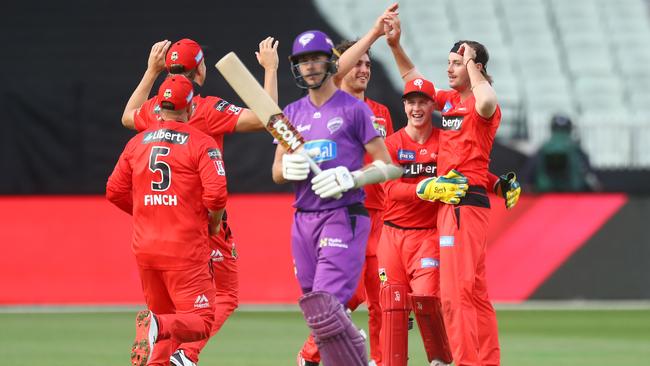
[297,38,395,366]
[106,76,228,366]
[378,78,469,366]
[384,14,521,366]
[120,38,278,366]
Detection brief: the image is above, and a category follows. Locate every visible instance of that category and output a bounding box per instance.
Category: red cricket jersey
[106,121,228,270]
[134,95,242,150]
[434,90,501,188]
[382,128,440,228]
[363,97,394,211]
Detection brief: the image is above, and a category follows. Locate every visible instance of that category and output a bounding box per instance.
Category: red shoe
[130,310,158,366]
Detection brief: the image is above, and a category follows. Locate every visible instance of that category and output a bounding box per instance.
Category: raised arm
[384,14,425,82]
[333,3,398,85]
[459,43,498,118]
[121,40,170,129]
[234,37,280,133]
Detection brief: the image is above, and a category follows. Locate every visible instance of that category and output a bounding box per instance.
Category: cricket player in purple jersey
[271,30,402,366]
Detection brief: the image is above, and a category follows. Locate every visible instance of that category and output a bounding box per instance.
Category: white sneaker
[430,359,451,366]
[170,350,197,366]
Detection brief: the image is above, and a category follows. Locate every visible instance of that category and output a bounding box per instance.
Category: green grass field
[1,308,649,365]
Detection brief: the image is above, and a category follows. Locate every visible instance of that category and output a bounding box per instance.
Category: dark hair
[452,40,493,84]
[334,39,371,59]
[160,101,176,110]
[169,65,197,81]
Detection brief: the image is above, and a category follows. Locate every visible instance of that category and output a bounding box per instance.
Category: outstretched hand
[256,36,279,70]
[383,13,401,47]
[371,3,399,38]
[148,40,171,73]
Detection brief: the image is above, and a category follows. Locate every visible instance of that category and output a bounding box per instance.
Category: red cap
[402,78,435,100]
[158,76,194,111]
[166,38,204,72]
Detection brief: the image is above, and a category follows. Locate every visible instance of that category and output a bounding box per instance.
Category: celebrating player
[120,37,279,366]
[384,14,521,366]
[106,76,228,366]
[272,29,402,366]
[378,78,466,366]
[297,38,395,366]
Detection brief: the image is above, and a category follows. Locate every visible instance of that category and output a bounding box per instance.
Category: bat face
[267,114,304,153]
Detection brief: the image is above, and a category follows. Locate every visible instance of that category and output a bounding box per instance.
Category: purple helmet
[289,30,338,89]
[290,30,336,62]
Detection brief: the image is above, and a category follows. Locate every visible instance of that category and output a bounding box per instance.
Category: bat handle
[297,150,343,200]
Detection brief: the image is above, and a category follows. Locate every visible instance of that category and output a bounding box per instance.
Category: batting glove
[494,172,521,209]
[416,169,469,204]
[282,153,311,181]
[311,166,358,199]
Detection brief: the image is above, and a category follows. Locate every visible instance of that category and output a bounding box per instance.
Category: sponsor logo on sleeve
[207,148,225,175]
[326,117,344,133]
[402,162,437,178]
[303,139,337,163]
[214,100,230,112]
[441,116,464,131]
[421,258,440,268]
[398,149,416,161]
[207,148,222,160]
[442,100,453,113]
[228,104,242,115]
[213,160,225,176]
[440,236,455,247]
[142,129,189,144]
[372,119,387,138]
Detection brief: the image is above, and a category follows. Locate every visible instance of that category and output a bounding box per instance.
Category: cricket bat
[216,52,344,197]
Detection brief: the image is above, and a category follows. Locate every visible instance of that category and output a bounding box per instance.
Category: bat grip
[297,150,343,200]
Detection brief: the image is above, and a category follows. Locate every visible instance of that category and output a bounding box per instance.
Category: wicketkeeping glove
[416,169,469,204]
[494,171,521,209]
[311,166,357,199]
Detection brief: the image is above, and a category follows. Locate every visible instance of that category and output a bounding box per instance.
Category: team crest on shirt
[153,104,161,114]
[442,100,453,113]
[303,139,337,163]
[326,117,343,133]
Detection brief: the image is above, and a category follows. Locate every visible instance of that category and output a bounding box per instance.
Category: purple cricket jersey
[283,90,379,211]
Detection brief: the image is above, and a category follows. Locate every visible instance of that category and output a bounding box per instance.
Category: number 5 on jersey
[149,146,171,191]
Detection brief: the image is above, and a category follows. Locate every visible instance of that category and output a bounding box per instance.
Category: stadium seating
[314,0,650,167]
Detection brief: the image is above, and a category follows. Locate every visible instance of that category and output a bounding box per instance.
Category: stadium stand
[314,0,650,168]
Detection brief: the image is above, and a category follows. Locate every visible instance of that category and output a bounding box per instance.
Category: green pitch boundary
[1,300,649,314]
